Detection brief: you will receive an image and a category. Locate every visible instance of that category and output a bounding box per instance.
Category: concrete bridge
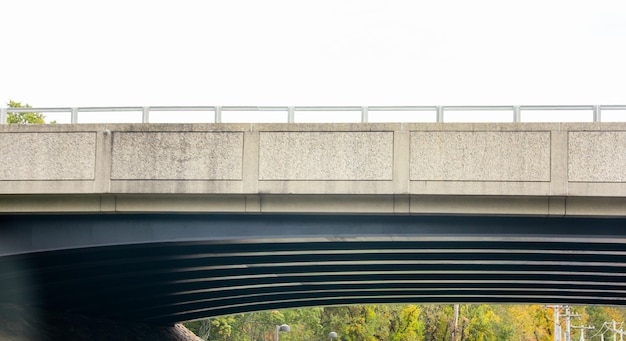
[1,121,625,215]
[1,117,626,324]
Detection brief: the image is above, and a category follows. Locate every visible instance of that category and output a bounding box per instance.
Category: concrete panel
[568,132,626,182]
[111,132,243,180]
[410,131,551,181]
[0,132,95,180]
[259,132,393,180]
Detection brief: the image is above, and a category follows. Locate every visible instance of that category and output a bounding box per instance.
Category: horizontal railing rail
[1,105,625,124]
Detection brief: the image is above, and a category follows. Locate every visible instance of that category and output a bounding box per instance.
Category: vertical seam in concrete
[242,127,260,195]
[393,129,410,193]
[548,196,566,217]
[547,195,550,215]
[549,130,568,196]
[549,131,552,187]
[94,128,113,194]
[393,128,410,213]
[245,194,261,213]
[560,123,563,193]
[565,129,569,196]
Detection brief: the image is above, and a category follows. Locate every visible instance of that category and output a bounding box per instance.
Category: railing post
[436,106,444,123]
[71,107,78,124]
[288,106,295,123]
[142,106,150,123]
[593,105,601,122]
[0,108,6,124]
[361,106,368,123]
[513,106,521,123]
[215,106,222,123]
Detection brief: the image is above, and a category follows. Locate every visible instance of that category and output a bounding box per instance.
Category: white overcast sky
[2,0,626,108]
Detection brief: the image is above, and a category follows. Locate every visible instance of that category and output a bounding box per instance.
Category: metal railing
[2,105,625,124]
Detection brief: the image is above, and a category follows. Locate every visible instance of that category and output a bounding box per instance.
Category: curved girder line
[114,285,626,319]
[163,296,626,324]
[26,268,626,307]
[6,246,626,281]
[20,261,626,304]
[144,293,626,324]
[8,246,626,271]
[77,278,626,315]
[8,255,626,295]
[184,297,626,324]
[3,214,626,257]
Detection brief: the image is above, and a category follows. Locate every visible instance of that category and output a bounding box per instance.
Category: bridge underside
[1,214,626,325]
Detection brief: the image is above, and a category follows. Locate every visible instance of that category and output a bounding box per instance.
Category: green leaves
[6,100,47,124]
[184,305,626,341]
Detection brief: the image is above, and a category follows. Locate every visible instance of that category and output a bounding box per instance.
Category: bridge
[1,106,626,325]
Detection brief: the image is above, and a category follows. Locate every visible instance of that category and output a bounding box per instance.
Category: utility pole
[544,305,562,341]
[565,306,571,341]
[562,306,581,341]
[451,304,460,341]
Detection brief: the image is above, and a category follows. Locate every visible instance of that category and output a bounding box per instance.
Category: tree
[184,305,626,341]
[420,304,454,341]
[280,307,324,341]
[320,305,392,341]
[507,304,552,341]
[389,304,422,341]
[460,304,502,341]
[6,100,46,124]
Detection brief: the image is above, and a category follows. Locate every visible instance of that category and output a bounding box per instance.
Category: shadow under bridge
[1,214,626,325]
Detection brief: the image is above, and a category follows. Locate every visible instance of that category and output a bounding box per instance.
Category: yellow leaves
[184,305,626,341]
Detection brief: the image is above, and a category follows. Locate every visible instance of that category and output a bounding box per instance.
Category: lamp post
[275,324,290,341]
[329,331,338,340]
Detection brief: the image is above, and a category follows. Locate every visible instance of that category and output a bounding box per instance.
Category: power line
[589,323,609,339]
[601,320,625,341]
[572,325,595,341]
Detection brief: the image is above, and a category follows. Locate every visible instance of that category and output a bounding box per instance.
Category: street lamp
[275,324,290,341]
[329,331,338,340]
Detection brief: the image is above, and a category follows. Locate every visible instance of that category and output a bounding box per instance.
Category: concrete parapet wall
[410,131,551,181]
[1,122,625,215]
[112,131,243,180]
[0,132,96,180]
[259,131,393,180]
[568,131,626,182]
